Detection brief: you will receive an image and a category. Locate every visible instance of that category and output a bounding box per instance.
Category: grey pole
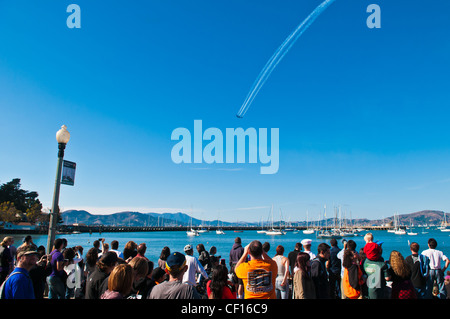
[46,142,66,253]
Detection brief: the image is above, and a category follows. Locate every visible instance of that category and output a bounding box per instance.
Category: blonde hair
[1,237,13,246]
[108,263,133,295]
[364,233,373,242]
[389,250,411,279]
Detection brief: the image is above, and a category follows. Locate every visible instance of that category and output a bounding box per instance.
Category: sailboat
[216,219,225,235]
[186,218,199,236]
[266,205,285,236]
[440,213,450,232]
[303,210,314,234]
[393,213,406,235]
[257,217,267,233]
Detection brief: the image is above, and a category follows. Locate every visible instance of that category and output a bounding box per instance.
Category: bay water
[3,227,450,268]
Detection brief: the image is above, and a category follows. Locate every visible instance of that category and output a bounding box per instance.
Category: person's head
[410,242,420,254]
[330,238,337,247]
[184,244,193,255]
[63,247,76,263]
[93,240,100,249]
[342,249,356,269]
[208,264,229,299]
[389,250,411,278]
[97,251,118,274]
[1,236,13,247]
[129,256,149,281]
[262,242,270,253]
[301,239,312,251]
[428,238,437,249]
[248,240,263,259]
[275,245,284,256]
[16,247,39,271]
[295,252,311,275]
[111,240,119,250]
[346,240,357,252]
[160,246,170,260]
[364,233,373,243]
[209,246,217,255]
[107,263,133,296]
[151,267,167,283]
[124,241,137,251]
[23,235,33,245]
[197,243,206,253]
[53,238,64,251]
[86,247,99,267]
[234,237,241,244]
[137,243,147,256]
[317,243,330,259]
[294,242,302,251]
[165,252,188,279]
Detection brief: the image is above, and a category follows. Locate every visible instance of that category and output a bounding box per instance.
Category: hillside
[61,209,447,227]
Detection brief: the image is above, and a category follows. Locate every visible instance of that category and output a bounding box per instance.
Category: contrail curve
[236,0,337,118]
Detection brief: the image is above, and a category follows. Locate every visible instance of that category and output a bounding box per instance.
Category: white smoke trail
[236,0,337,118]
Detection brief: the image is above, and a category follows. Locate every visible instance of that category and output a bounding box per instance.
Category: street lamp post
[46,125,70,253]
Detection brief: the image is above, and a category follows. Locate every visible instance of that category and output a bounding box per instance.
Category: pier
[56,224,392,234]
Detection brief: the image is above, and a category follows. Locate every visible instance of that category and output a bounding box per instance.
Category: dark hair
[160,246,170,260]
[295,242,302,250]
[347,240,357,251]
[428,238,437,249]
[86,247,99,267]
[262,242,270,253]
[317,243,330,254]
[249,240,263,258]
[342,249,355,268]
[295,252,310,278]
[111,240,119,250]
[330,238,337,246]
[208,264,229,299]
[63,247,76,262]
[410,242,420,253]
[53,238,64,250]
[197,244,206,252]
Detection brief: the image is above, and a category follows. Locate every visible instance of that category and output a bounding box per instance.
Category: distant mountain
[61,209,447,227]
[61,210,237,227]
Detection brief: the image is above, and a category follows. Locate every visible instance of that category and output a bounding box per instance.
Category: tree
[0,179,44,224]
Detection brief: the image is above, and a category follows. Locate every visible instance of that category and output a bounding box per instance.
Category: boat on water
[316,230,342,239]
[266,228,286,236]
[394,228,406,235]
[303,229,315,234]
[257,230,267,234]
[407,231,418,235]
[216,229,225,235]
[186,228,199,236]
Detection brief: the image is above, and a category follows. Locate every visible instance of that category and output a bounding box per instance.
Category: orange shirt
[235,258,278,299]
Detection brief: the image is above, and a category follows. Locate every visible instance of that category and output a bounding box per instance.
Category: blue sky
[1,0,450,222]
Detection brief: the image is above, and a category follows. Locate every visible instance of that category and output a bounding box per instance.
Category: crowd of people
[0,233,449,299]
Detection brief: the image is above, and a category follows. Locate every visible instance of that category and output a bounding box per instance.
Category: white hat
[301,239,312,246]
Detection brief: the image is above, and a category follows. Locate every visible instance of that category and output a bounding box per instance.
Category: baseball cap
[17,246,39,259]
[184,244,192,252]
[165,252,186,272]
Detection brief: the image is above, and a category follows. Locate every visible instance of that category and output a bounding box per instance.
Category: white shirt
[182,254,208,286]
[422,248,448,270]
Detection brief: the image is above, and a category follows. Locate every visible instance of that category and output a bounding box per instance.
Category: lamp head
[56,125,70,144]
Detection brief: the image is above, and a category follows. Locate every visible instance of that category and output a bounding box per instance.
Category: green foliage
[0,178,44,224]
